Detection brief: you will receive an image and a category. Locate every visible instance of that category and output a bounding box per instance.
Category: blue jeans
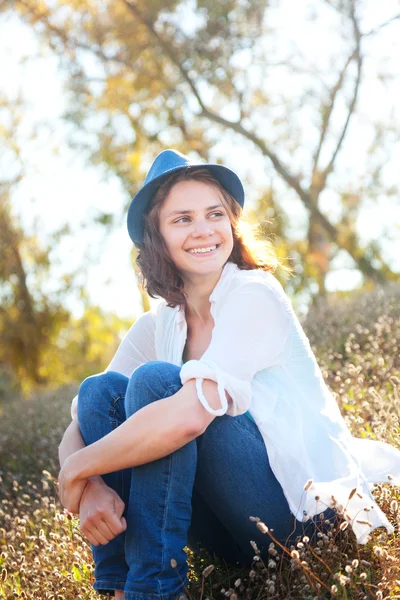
[78,361,332,599]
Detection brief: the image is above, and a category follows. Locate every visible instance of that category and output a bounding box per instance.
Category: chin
[177,258,223,279]
[189,259,227,275]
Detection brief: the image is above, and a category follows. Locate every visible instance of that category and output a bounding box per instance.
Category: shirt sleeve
[70,310,156,420]
[179,281,290,417]
[105,310,156,375]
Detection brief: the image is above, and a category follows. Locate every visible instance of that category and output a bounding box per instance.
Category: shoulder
[125,308,158,338]
[148,299,167,319]
[130,301,166,331]
[150,298,179,331]
[216,266,293,324]
[227,266,286,302]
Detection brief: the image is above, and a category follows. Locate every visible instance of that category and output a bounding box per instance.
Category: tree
[7,0,400,296]
[39,304,133,389]
[0,179,133,392]
[0,95,72,390]
[0,187,69,389]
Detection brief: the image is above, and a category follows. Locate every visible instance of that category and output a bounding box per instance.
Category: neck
[183,268,223,324]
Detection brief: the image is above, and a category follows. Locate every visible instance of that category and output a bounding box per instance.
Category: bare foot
[114,590,125,600]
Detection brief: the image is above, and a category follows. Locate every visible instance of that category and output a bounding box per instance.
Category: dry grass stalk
[1,285,400,598]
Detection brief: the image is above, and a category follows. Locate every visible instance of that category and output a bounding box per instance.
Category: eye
[173,211,225,224]
[173,216,191,224]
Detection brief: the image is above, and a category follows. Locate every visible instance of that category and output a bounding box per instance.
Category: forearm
[58,419,87,468]
[59,418,116,513]
[65,379,218,482]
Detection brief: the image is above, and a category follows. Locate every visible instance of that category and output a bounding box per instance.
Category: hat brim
[127,163,245,246]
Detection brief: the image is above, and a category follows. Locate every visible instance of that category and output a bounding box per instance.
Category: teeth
[188,245,217,254]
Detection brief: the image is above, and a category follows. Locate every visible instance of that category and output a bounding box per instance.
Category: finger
[94,518,120,542]
[82,524,110,546]
[81,516,114,545]
[83,530,101,546]
[81,525,102,546]
[115,497,126,517]
[87,511,125,542]
[101,511,127,537]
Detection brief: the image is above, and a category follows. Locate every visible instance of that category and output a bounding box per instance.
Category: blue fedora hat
[127,149,245,246]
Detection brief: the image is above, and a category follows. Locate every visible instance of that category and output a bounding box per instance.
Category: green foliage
[0,93,138,395]
[0,96,84,395]
[0,195,69,392]
[0,195,134,395]
[40,304,134,389]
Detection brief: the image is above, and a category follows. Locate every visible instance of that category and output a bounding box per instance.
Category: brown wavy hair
[135,167,286,308]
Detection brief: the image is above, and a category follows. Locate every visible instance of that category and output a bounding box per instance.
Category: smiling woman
[136,166,280,310]
[58,149,400,600]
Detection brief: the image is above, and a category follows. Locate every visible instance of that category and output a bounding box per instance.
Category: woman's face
[158,179,234,283]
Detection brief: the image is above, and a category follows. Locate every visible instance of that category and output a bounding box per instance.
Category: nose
[191,219,214,238]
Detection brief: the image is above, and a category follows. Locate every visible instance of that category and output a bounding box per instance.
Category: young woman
[58,149,400,600]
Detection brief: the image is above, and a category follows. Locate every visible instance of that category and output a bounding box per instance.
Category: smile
[186,244,220,255]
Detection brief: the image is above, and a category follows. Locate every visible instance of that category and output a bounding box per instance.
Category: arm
[59,379,221,509]
[59,309,158,509]
[58,420,127,544]
[58,420,108,514]
[59,419,86,467]
[58,419,90,512]
[180,278,291,417]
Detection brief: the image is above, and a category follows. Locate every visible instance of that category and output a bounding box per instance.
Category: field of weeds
[0,284,399,599]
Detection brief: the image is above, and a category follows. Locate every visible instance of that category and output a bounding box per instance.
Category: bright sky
[1,0,399,319]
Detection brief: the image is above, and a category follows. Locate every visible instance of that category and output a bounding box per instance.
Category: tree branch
[16,0,148,74]
[364,12,400,37]
[119,0,392,283]
[318,0,362,189]
[312,49,356,175]
[120,1,335,229]
[15,0,393,283]
[122,0,208,113]
[201,107,340,233]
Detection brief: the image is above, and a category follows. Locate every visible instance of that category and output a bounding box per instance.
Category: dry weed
[1,285,400,599]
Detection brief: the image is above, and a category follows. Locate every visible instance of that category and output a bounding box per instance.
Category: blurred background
[1,0,399,398]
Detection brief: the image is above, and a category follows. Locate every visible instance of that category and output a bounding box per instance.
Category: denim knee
[125,361,182,416]
[77,371,128,425]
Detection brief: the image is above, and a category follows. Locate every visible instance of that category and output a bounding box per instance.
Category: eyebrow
[165,204,224,218]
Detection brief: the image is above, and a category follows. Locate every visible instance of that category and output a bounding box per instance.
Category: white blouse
[71,261,400,543]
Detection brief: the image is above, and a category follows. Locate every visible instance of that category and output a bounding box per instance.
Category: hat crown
[127,148,245,246]
[144,149,191,186]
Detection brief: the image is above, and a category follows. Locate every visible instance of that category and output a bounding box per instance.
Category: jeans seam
[157,367,182,593]
[109,394,125,509]
[158,454,173,595]
[141,364,181,402]
[229,415,265,444]
[94,578,126,589]
[109,394,124,425]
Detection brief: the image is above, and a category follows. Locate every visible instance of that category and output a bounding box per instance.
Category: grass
[0,283,400,599]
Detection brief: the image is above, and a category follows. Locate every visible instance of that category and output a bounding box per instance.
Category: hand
[58,454,88,514]
[79,477,127,546]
